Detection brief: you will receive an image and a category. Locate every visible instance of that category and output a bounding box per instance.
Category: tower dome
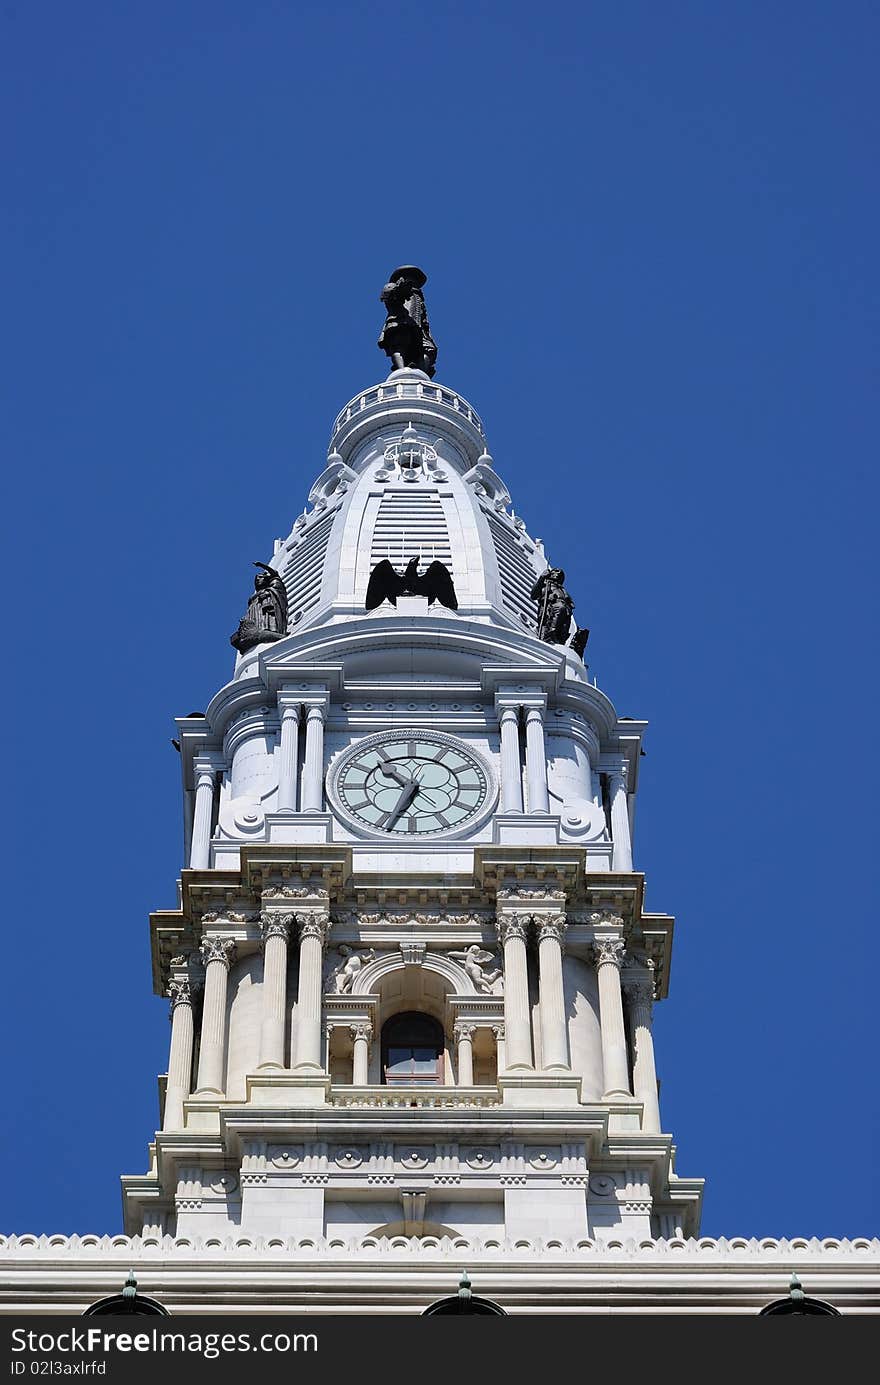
[252,368,552,652]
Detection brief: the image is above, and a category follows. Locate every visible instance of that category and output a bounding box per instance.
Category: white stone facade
[3,367,878,1313]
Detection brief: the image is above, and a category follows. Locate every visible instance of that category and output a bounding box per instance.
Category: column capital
[193,753,223,785]
[454,1021,477,1041]
[260,911,295,945]
[607,761,629,791]
[199,936,237,971]
[592,937,626,969]
[497,913,531,944]
[278,698,302,720]
[623,978,654,1010]
[304,700,328,722]
[491,1022,506,1041]
[298,911,331,946]
[496,702,521,723]
[536,913,567,945]
[167,977,193,1012]
[350,1021,373,1043]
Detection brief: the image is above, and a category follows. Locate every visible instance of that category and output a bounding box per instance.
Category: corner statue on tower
[530,567,589,659]
[378,266,437,377]
[230,562,288,654]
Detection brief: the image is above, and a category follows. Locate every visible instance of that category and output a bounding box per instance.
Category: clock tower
[4,270,878,1314]
[123,271,703,1258]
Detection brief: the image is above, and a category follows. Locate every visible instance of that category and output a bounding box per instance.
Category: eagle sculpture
[365,557,458,612]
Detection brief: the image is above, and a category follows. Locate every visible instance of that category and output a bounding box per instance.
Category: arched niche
[350,950,476,1086]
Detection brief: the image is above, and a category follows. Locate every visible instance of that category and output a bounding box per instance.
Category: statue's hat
[389,265,427,288]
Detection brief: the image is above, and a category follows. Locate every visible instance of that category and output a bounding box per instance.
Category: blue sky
[2,2,877,1238]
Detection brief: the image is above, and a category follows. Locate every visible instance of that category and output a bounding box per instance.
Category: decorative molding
[3,1232,878,1261]
[590,911,625,930]
[497,887,566,902]
[263,884,329,900]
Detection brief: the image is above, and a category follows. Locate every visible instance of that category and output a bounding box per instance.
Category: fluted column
[276,700,301,812]
[496,912,533,1070]
[195,937,236,1094]
[609,764,633,871]
[592,934,631,1098]
[164,973,195,1130]
[258,912,293,1069]
[301,704,326,812]
[455,1022,476,1086]
[624,976,661,1132]
[524,706,550,814]
[293,911,330,1070]
[498,704,523,812]
[190,757,219,870]
[536,914,569,1070]
[350,1022,372,1086]
[492,1023,506,1075]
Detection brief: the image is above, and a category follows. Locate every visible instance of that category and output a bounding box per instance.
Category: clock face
[331,733,493,837]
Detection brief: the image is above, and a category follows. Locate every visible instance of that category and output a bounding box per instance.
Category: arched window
[381,1011,444,1085]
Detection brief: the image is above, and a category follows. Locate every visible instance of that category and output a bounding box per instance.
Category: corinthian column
[524,707,550,814]
[301,704,326,812]
[350,1022,372,1086]
[164,972,195,1130]
[190,757,219,870]
[293,911,330,1070]
[536,914,569,1070]
[496,912,533,1070]
[609,764,633,871]
[624,976,662,1133]
[454,1022,476,1086]
[592,933,631,1098]
[195,937,236,1095]
[276,700,301,812]
[492,1023,506,1074]
[258,912,293,1069]
[497,704,523,812]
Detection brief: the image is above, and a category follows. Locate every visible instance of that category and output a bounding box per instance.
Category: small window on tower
[381,1012,444,1085]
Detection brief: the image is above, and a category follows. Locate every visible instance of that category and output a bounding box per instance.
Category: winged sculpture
[365,557,458,612]
[449,946,503,994]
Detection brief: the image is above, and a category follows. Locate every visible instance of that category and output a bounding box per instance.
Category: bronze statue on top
[378,266,437,377]
[230,562,288,654]
[530,567,589,660]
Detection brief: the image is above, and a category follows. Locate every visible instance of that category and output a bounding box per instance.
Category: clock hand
[380,777,420,829]
[376,752,410,788]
